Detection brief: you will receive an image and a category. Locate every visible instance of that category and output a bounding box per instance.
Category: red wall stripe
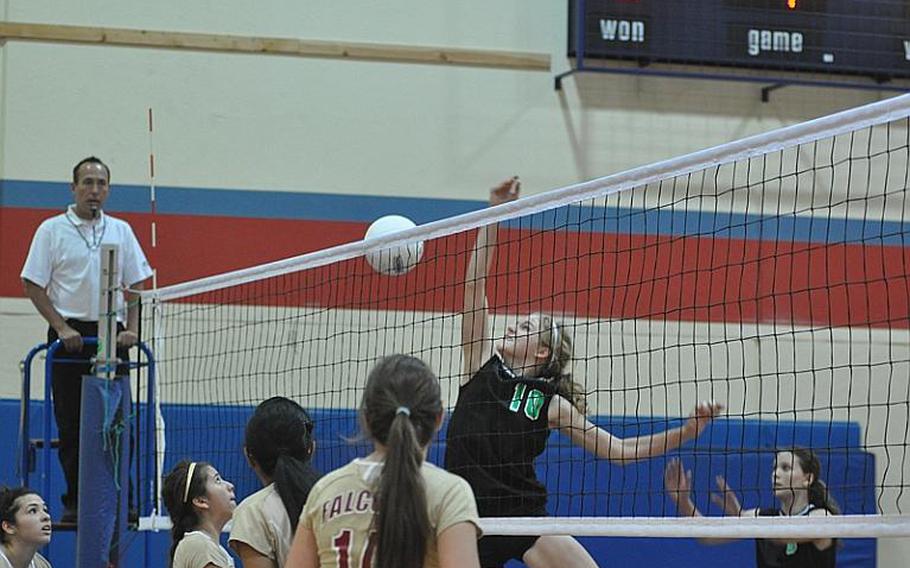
[4,209,908,328]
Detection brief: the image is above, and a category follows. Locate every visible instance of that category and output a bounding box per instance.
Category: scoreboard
[568,0,910,80]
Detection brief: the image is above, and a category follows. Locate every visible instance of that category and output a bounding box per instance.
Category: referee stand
[18,244,159,568]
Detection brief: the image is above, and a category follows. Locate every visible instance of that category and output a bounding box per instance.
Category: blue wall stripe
[0,179,480,223]
[526,204,909,246]
[2,179,908,245]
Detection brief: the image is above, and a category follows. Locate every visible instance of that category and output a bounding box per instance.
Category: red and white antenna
[147,106,168,521]
[148,107,158,290]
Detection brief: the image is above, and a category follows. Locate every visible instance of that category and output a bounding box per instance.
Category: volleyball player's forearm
[467,224,499,282]
[672,495,701,518]
[619,426,689,461]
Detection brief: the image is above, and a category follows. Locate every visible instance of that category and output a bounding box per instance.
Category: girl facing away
[0,487,52,568]
[230,396,321,568]
[287,354,482,568]
[163,461,237,568]
[445,177,723,568]
[665,448,838,567]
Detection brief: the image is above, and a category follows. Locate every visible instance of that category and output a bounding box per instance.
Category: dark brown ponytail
[360,355,442,568]
[791,448,840,515]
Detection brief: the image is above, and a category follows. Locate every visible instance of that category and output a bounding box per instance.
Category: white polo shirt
[21,206,153,322]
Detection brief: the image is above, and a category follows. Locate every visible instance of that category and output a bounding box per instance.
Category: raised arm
[709,474,751,517]
[665,458,702,517]
[665,459,746,545]
[549,396,722,463]
[461,177,519,383]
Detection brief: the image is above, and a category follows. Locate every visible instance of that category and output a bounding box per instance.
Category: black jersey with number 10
[445,355,556,517]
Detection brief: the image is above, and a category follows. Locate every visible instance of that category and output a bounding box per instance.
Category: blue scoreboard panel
[568,0,910,79]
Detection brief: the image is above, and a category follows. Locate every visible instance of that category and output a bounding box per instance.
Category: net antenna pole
[76,244,130,567]
[146,106,168,527]
[151,295,166,528]
[98,245,119,380]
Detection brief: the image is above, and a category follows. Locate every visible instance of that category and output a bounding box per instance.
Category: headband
[183,462,198,503]
[549,319,560,365]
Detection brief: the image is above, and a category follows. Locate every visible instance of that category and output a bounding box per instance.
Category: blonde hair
[537,314,587,414]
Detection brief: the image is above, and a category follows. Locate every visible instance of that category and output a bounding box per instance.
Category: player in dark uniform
[446,177,723,568]
[665,448,837,567]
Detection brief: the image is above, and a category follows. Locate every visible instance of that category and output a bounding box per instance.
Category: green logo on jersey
[509,383,545,420]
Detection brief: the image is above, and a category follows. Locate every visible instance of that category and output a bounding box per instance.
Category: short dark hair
[0,486,40,543]
[72,156,110,184]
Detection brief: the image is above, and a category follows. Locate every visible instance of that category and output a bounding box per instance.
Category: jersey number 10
[509,383,545,420]
[333,529,376,568]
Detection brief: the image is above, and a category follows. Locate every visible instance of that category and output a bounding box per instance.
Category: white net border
[137,514,910,538]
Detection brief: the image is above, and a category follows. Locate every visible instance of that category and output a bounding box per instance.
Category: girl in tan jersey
[287,354,482,568]
[163,461,237,568]
[0,487,52,568]
[230,396,321,568]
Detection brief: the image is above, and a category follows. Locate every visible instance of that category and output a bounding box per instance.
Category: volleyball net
[138,94,910,539]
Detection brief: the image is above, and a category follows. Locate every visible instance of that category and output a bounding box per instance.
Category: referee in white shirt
[20,156,153,524]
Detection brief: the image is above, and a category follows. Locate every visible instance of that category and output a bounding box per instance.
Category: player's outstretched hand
[490,176,520,207]
[664,458,693,503]
[710,475,743,517]
[682,400,723,440]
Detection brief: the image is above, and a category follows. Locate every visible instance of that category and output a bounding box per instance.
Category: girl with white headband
[162,461,236,568]
[445,177,724,568]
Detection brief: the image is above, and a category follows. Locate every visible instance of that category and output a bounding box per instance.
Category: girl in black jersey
[665,448,837,567]
[445,177,723,568]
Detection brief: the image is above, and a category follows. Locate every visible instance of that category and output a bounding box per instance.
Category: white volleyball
[364,215,424,275]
